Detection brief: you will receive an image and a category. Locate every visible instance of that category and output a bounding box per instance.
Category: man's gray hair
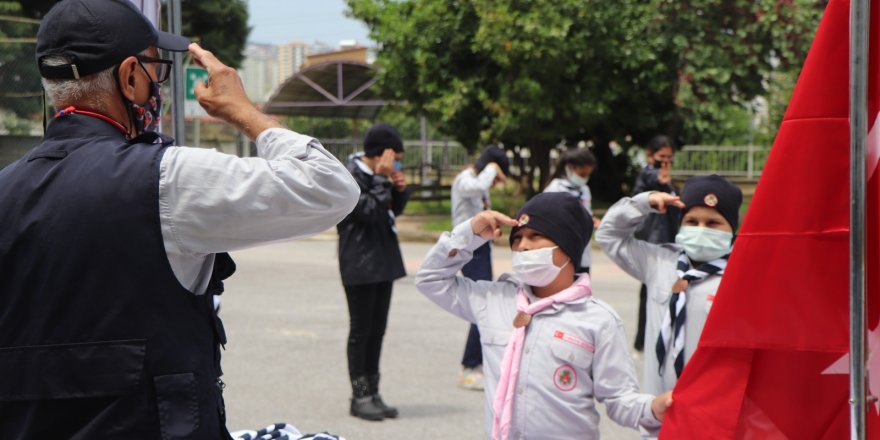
[40,55,117,112]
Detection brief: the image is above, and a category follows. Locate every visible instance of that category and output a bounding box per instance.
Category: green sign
[185,67,208,101]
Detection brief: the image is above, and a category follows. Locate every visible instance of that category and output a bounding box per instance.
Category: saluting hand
[648,192,685,213]
[375,149,396,178]
[471,210,518,240]
[190,43,280,139]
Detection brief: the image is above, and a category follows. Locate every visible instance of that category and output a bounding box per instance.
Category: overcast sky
[246,0,374,46]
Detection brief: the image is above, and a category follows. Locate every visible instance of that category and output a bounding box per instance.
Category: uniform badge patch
[554,364,577,392]
[704,193,719,207]
[517,214,530,227]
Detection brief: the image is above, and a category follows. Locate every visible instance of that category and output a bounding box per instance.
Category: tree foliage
[181,0,250,69]
[347,0,824,199]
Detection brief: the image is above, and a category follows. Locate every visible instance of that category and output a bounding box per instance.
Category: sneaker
[459,367,484,391]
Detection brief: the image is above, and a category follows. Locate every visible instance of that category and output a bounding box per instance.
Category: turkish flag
[660,0,880,438]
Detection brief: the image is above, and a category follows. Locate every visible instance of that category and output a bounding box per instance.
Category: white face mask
[511,246,569,287]
[565,167,588,187]
[675,226,733,262]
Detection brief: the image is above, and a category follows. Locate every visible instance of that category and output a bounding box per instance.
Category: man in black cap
[450,143,511,391]
[336,122,409,421]
[0,0,359,438]
[597,174,743,410]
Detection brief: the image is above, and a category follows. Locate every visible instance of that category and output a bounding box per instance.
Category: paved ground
[220,233,646,440]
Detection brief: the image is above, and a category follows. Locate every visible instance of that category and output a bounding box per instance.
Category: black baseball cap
[36,0,191,80]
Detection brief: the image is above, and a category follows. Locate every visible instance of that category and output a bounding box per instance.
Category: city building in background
[278,39,309,83]
[239,43,280,103]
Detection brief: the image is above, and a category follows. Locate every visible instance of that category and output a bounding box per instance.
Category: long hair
[548,148,597,184]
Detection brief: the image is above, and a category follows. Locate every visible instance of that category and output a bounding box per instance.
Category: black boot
[350,376,385,421]
[368,373,398,418]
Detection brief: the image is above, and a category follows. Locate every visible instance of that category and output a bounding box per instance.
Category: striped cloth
[230,423,345,440]
[655,252,727,378]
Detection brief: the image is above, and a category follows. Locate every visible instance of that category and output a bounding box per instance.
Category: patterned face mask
[130,79,162,134]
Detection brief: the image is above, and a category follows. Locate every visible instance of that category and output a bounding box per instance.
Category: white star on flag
[822,324,880,414]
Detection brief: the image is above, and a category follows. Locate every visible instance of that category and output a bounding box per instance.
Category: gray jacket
[416,221,660,439]
[596,192,722,396]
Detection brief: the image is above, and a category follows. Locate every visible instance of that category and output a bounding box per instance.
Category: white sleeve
[594,192,663,283]
[159,128,360,255]
[414,220,493,323]
[592,317,662,434]
[455,167,497,198]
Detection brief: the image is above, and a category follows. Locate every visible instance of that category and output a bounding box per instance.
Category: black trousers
[344,281,393,379]
[461,242,492,368]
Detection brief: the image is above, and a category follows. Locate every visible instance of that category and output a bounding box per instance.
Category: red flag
[660,0,880,437]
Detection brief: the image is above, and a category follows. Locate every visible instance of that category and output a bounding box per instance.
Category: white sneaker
[459,367,484,391]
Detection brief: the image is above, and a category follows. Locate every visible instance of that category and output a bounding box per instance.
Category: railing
[321,138,470,185]
[671,145,769,179]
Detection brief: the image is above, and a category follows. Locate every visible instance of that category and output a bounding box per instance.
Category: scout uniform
[416,193,660,440]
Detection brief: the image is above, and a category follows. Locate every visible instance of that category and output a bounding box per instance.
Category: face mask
[566,167,588,187]
[511,246,569,287]
[130,79,162,134]
[393,160,402,171]
[675,226,733,262]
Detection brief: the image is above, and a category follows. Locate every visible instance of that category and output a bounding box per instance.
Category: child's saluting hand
[648,191,686,213]
[471,210,518,240]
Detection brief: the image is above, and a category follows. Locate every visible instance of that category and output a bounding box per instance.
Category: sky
[246,0,374,47]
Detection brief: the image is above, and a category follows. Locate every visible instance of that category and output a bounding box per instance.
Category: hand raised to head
[471,210,518,240]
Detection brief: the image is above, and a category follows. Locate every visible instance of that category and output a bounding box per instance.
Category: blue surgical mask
[393,160,402,171]
[130,75,162,134]
[565,167,588,187]
[675,226,733,262]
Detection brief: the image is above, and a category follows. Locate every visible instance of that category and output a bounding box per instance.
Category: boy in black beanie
[417,192,671,439]
[597,173,742,431]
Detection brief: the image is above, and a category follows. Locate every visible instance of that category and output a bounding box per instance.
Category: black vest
[0,114,234,439]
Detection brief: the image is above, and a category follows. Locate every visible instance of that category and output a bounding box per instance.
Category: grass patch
[422,217,453,232]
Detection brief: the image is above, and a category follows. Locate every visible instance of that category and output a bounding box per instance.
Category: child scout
[416,192,672,440]
[597,174,743,399]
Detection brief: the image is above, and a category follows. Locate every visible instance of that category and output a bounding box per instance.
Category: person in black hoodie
[337,123,410,421]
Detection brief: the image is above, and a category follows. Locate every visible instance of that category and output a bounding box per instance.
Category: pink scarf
[491,275,593,440]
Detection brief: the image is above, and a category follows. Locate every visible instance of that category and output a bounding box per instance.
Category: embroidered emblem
[554,365,577,392]
[517,214,530,227]
[704,193,719,207]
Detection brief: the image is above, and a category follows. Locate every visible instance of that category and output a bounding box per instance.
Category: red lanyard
[55,106,130,138]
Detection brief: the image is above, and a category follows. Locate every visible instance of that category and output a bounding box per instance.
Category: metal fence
[0,14,44,139]
[672,145,769,179]
[321,138,470,184]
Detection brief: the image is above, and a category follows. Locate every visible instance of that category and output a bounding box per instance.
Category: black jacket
[337,156,410,285]
[632,165,682,244]
[0,114,231,439]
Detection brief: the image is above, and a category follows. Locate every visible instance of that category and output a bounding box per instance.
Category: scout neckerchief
[492,274,592,440]
[655,252,727,378]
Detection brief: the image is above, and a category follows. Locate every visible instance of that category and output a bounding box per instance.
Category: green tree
[181,0,250,69]
[348,0,823,200]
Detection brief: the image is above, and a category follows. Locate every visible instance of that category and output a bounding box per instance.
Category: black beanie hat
[680,174,743,231]
[509,192,592,268]
[363,123,404,157]
[474,144,511,176]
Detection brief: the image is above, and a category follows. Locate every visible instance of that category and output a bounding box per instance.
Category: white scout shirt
[451,166,497,227]
[543,177,594,268]
[596,192,722,396]
[159,127,360,295]
[415,221,661,440]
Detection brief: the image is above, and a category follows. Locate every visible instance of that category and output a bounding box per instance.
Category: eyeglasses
[135,55,173,83]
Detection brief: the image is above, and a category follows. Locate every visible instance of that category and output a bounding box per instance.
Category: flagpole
[850,0,869,437]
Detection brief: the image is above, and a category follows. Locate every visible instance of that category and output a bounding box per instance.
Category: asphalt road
[220,233,646,440]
